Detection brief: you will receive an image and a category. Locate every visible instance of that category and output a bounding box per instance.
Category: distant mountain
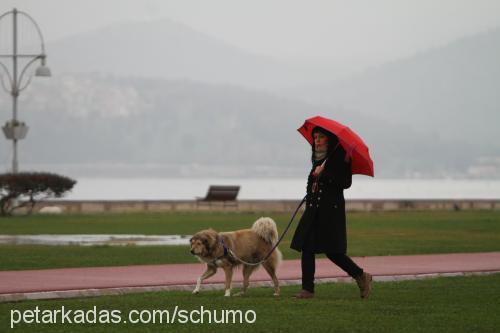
[0,74,346,176]
[1,23,498,179]
[46,19,335,90]
[287,27,500,157]
[0,74,481,178]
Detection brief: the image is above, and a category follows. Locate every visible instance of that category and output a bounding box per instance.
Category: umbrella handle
[312,158,328,192]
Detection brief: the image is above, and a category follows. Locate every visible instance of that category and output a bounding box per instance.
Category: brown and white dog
[189,217,282,297]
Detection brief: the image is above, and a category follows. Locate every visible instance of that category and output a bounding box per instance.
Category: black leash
[227,150,339,265]
[224,194,307,266]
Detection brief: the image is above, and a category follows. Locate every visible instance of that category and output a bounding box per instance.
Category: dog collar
[210,235,230,266]
[220,236,229,257]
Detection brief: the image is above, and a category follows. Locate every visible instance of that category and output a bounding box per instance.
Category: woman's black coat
[290,147,352,254]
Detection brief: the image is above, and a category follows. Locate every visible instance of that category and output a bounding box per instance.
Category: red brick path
[1,252,499,297]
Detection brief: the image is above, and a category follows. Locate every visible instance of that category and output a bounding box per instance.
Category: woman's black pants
[301,250,363,293]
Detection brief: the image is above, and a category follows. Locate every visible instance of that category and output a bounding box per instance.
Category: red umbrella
[298,115,374,177]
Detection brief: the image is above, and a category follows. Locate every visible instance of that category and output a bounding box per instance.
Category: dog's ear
[189,234,200,244]
[200,235,214,255]
[205,229,219,248]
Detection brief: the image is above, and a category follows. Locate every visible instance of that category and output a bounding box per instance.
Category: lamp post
[0,8,51,173]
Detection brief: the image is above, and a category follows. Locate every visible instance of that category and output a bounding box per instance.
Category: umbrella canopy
[298,115,374,177]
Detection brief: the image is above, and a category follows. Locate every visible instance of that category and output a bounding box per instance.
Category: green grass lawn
[1,274,499,332]
[1,210,500,270]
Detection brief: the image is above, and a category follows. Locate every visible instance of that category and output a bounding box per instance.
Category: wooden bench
[196,185,240,207]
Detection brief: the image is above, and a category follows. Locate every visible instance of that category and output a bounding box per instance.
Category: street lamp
[0,8,51,173]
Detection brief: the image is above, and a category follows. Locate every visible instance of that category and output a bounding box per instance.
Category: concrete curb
[2,270,499,303]
[38,199,500,214]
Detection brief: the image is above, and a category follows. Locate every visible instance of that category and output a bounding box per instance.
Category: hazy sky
[2,0,500,67]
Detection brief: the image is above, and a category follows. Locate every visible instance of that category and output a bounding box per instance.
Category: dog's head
[189,229,219,257]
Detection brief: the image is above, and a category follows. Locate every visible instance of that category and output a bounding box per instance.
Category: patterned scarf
[314,148,328,161]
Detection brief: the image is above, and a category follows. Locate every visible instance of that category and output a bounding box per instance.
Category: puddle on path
[0,235,191,246]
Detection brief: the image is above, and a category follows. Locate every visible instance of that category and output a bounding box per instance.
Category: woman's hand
[312,165,325,177]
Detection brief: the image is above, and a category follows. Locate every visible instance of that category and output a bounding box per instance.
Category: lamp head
[35,56,51,77]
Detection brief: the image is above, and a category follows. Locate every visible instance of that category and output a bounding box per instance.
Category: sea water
[60,178,500,200]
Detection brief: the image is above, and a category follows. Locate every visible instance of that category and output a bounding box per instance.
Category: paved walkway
[1,252,499,302]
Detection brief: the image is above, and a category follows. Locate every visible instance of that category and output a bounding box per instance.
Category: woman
[290,126,372,299]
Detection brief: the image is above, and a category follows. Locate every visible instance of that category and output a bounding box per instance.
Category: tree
[0,172,76,216]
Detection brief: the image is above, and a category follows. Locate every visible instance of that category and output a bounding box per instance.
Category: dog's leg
[241,265,253,294]
[234,265,255,296]
[262,259,280,297]
[222,266,234,297]
[193,265,217,294]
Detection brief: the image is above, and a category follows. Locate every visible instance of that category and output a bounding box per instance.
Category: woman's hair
[310,126,343,164]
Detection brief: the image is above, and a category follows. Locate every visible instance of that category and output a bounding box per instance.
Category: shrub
[0,172,76,216]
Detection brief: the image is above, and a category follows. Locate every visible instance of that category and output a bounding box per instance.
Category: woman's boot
[355,272,373,299]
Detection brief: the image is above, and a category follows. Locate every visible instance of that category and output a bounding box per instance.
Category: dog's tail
[252,217,279,245]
